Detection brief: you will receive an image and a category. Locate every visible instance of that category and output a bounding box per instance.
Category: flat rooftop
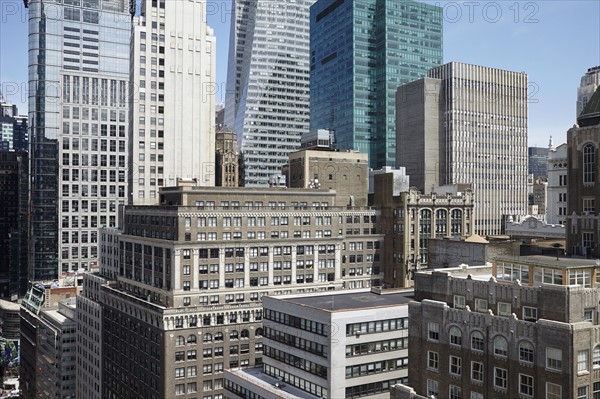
[226,367,312,399]
[275,288,414,312]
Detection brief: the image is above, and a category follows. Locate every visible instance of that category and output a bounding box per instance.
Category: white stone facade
[547,143,568,225]
[129,0,216,205]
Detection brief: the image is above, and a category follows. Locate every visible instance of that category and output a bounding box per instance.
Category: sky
[1,0,599,148]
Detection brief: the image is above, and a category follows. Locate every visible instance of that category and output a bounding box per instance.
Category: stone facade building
[547,143,568,225]
[93,182,384,398]
[567,86,600,257]
[215,129,239,187]
[395,256,600,399]
[371,172,475,287]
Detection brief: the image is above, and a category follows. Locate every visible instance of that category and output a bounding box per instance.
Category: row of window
[264,309,328,336]
[346,317,409,336]
[346,337,408,357]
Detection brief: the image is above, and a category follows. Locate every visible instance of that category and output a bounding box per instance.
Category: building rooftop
[226,367,311,399]
[495,255,600,269]
[275,288,414,312]
[0,299,20,311]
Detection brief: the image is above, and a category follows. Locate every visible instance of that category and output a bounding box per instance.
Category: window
[471,331,484,351]
[449,355,462,376]
[593,381,600,399]
[546,347,562,371]
[471,361,484,382]
[454,295,465,309]
[497,302,511,316]
[494,367,507,389]
[470,393,483,399]
[427,351,439,371]
[593,346,600,369]
[428,322,439,341]
[585,308,595,323]
[519,341,534,363]
[579,386,589,399]
[175,384,185,395]
[175,367,185,378]
[449,326,462,346]
[450,385,461,399]
[546,382,562,399]
[523,306,538,321]
[494,336,508,357]
[426,379,438,397]
[474,299,487,312]
[578,350,589,373]
[519,374,534,397]
[583,143,596,184]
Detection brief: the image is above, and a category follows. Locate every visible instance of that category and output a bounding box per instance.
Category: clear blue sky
[1,0,598,147]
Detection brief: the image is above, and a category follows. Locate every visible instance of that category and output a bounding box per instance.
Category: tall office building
[94,182,384,398]
[224,0,315,187]
[129,0,216,204]
[397,62,528,236]
[26,0,131,280]
[0,152,28,300]
[577,66,600,117]
[528,145,550,179]
[309,0,443,169]
[0,100,28,152]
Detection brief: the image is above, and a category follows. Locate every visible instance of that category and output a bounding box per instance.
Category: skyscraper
[396,62,529,236]
[128,0,216,204]
[577,66,600,117]
[528,146,550,179]
[310,0,443,169]
[225,0,315,187]
[26,0,131,280]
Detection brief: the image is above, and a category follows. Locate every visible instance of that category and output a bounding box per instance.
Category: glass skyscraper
[225,0,315,187]
[26,0,131,280]
[310,0,443,168]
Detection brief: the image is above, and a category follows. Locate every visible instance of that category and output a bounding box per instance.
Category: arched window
[241,329,250,339]
[451,209,462,235]
[471,331,484,351]
[593,345,600,368]
[436,210,447,235]
[230,330,238,340]
[203,333,212,343]
[214,332,224,342]
[494,335,508,357]
[187,334,197,344]
[449,326,462,346]
[176,335,185,346]
[255,328,263,338]
[583,143,596,183]
[519,341,534,363]
[419,210,432,263]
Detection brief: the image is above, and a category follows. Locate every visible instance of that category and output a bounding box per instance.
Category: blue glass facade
[310,0,443,168]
